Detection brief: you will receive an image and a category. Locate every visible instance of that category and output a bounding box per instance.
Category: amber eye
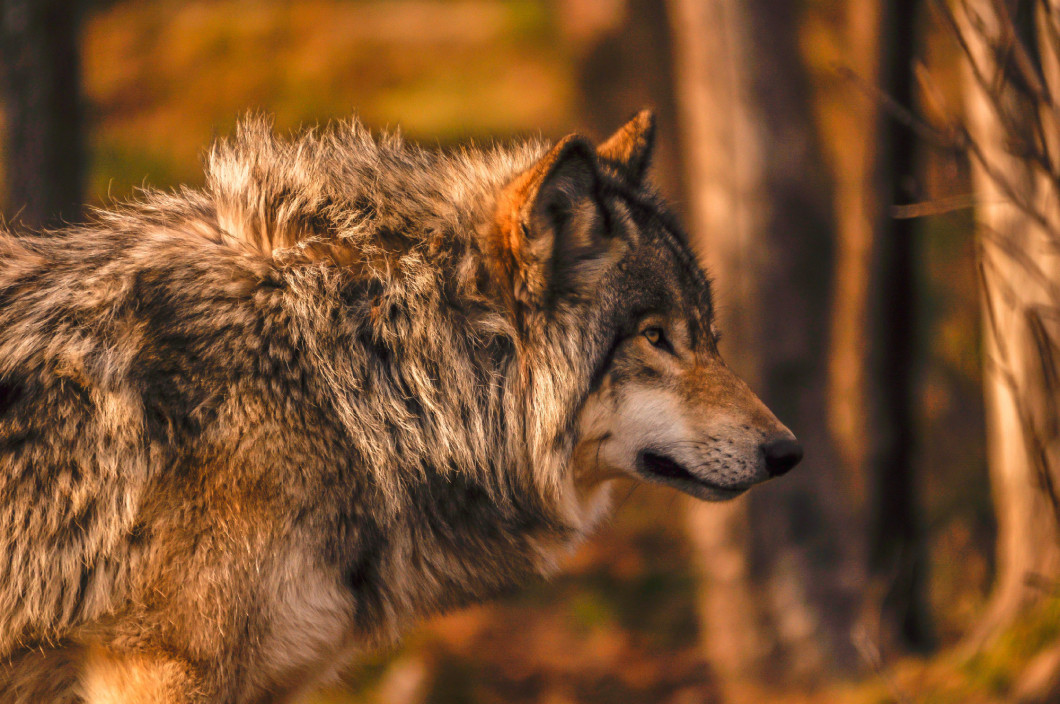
[643,327,665,347]
[642,327,676,354]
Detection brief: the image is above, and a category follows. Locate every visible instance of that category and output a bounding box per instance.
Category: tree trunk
[959,0,1060,649]
[828,0,933,655]
[866,0,935,655]
[0,0,85,228]
[668,0,863,695]
[574,0,683,205]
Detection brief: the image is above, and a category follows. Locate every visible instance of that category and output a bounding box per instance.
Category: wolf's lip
[636,450,749,496]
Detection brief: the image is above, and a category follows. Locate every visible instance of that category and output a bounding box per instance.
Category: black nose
[763,436,803,477]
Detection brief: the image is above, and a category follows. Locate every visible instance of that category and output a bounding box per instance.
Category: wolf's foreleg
[0,642,204,704]
[77,644,202,703]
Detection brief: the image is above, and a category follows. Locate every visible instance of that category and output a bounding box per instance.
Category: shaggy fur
[0,111,798,703]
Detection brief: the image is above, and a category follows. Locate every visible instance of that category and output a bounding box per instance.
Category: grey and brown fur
[0,111,800,703]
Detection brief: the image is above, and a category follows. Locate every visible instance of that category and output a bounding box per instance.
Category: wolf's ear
[597,109,656,184]
[496,134,613,306]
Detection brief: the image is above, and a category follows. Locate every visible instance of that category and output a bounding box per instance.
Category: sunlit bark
[958,0,1060,651]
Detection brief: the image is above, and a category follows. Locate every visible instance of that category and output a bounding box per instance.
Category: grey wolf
[0,110,801,703]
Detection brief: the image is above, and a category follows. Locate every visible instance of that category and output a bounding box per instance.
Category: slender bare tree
[953,0,1060,649]
[830,0,934,655]
[576,0,683,205]
[0,0,85,228]
[667,0,863,696]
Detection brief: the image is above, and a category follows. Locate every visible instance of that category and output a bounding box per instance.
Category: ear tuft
[494,135,605,307]
[596,109,656,184]
[530,136,599,240]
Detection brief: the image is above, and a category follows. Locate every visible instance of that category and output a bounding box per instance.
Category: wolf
[0,110,801,703]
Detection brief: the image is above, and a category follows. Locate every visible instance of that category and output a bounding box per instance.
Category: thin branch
[961,121,1056,232]
[891,193,979,218]
[835,64,953,147]
[978,225,1060,302]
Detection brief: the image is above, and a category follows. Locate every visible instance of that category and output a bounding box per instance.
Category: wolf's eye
[642,327,672,352]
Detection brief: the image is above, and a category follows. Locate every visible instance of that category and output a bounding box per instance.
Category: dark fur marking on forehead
[599,178,709,288]
[598,175,714,331]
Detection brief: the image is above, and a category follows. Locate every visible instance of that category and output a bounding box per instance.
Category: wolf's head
[492,110,800,503]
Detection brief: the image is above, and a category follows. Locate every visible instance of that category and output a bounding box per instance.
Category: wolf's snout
[762,436,803,477]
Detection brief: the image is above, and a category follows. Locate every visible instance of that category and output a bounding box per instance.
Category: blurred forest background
[3,0,1060,702]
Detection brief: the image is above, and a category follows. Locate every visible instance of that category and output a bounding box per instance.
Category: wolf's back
[0,227,155,654]
[0,219,269,655]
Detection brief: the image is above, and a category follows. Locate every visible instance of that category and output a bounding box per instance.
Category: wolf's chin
[636,450,750,501]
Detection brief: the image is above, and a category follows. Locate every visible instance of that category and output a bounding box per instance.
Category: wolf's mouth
[638,451,698,483]
[636,450,745,497]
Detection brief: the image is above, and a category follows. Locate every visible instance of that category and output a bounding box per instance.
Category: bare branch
[891,193,978,218]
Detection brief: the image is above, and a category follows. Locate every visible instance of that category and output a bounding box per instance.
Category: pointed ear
[495,135,613,306]
[596,109,656,184]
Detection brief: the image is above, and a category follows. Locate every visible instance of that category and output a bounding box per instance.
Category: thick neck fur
[201,117,611,505]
